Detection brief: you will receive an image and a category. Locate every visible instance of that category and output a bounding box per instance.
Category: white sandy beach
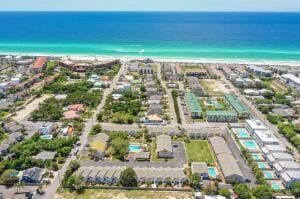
[2,52,300,67]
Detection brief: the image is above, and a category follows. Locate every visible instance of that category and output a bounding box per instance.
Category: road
[42,63,126,199]
[156,63,177,125]
[215,68,300,160]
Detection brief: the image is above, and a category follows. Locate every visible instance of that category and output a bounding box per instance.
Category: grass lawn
[185,140,214,164]
[55,189,193,199]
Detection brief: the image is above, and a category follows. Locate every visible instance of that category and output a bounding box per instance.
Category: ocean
[0,12,300,62]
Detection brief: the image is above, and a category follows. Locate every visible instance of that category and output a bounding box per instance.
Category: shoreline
[2,52,300,66]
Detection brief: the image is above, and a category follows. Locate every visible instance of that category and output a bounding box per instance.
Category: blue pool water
[233,128,250,139]
[128,144,142,153]
[271,182,281,190]
[208,167,218,178]
[252,153,264,161]
[41,134,53,140]
[257,162,268,169]
[242,140,259,150]
[263,171,275,179]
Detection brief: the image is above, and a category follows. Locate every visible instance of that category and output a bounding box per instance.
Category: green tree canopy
[252,185,273,199]
[119,167,137,187]
[290,182,300,198]
[234,184,252,199]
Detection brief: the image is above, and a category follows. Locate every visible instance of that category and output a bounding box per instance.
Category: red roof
[32,57,47,69]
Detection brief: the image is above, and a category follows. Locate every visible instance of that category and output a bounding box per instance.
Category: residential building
[30,57,47,73]
[39,122,54,135]
[281,170,300,187]
[156,134,173,158]
[148,104,162,115]
[281,74,300,91]
[191,162,209,179]
[133,152,150,161]
[185,92,202,118]
[246,65,273,77]
[206,110,237,122]
[253,130,279,147]
[267,152,294,164]
[224,93,250,119]
[261,145,286,156]
[21,167,44,183]
[35,151,57,161]
[187,77,206,96]
[245,119,268,134]
[273,161,300,175]
[209,136,244,183]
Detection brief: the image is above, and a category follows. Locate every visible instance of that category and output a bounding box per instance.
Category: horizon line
[0,10,300,13]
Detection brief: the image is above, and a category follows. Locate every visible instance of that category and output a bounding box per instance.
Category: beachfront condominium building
[281,74,300,91]
[281,170,300,188]
[206,110,237,122]
[246,65,273,77]
[224,93,250,119]
[185,92,202,118]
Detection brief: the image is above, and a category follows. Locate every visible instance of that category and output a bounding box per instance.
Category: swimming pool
[257,162,269,169]
[251,153,264,161]
[270,182,281,190]
[41,134,53,140]
[233,128,250,139]
[263,171,275,179]
[241,140,259,150]
[128,144,142,153]
[208,167,218,178]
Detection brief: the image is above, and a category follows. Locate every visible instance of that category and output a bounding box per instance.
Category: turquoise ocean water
[0,12,300,62]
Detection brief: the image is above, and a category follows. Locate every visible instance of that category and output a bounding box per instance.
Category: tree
[252,185,273,199]
[234,184,252,199]
[290,182,300,198]
[110,137,129,160]
[189,173,201,189]
[1,169,19,184]
[90,124,102,135]
[67,175,84,193]
[218,188,231,198]
[205,181,218,195]
[119,168,137,187]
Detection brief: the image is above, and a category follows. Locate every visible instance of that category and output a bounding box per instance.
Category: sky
[0,0,300,12]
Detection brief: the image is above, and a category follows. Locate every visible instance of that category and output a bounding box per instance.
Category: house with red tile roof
[31,57,47,73]
[68,104,85,112]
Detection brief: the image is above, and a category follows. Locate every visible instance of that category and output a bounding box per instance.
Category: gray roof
[209,136,231,155]
[22,167,44,182]
[134,152,150,160]
[149,95,162,101]
[191,162,208,174]
[156,134,172,153]
[217,153,244,178]
[35,151,57,161]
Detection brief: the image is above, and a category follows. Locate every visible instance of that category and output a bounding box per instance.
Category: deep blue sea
[0,12,300,61]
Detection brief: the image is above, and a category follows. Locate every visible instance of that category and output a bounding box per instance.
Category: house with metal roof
[224,93,250,119]
[281,170,300,187]
[185,92,202,118]
[273,161,300,175]
[21,167,44,184]
[267,152,294,164]
[156,134,173,158]
[245,119,268,134]
[206,110,237,122]
[209,136,244,183]
[35,151,57,161]
[246,65,273,77]
[261,145,286,155]
[253,130,279,147]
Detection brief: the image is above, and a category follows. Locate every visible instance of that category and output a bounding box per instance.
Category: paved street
[81,141,187,169]
[215,68,300,160]
[42,63,126,199]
